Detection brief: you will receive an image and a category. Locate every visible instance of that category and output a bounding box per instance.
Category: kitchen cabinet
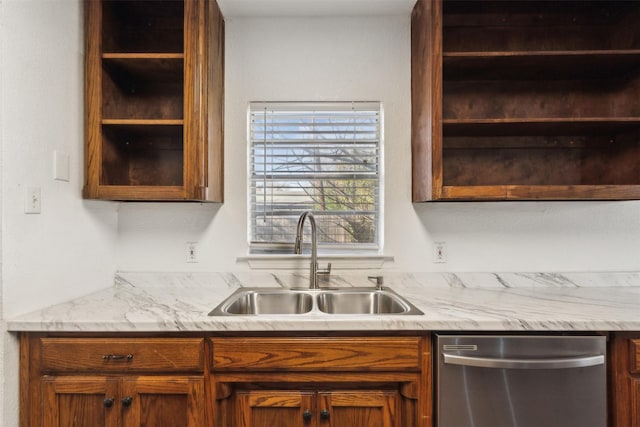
[411,0,640,201]
[610,333,640,427]
[21,336,207,427]
[21,334,431,427]
[236,389,397,427]
[42,376,204,427]
[83,0,224,201]
[211,336,431,427]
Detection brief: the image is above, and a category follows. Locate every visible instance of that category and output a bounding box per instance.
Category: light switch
[54,150,70,182]
[24,187,41,214]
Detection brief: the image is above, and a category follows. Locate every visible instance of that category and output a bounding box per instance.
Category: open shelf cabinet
[84,0,224,201]
[411,0,640,201]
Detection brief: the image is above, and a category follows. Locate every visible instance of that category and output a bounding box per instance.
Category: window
[249,102,382,252]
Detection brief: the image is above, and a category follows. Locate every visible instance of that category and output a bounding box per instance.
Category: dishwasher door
[436,335,606,427]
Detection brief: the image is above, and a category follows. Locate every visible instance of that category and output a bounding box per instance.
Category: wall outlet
[433,241,447,263]
[186,242,199,263]
[24,187,42,214]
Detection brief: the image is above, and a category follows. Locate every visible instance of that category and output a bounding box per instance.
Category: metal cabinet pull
[320,409,330,420]
[102,354,133,361]
[103,397,114,408]
[302,410,312,422]
[121,396,133,407]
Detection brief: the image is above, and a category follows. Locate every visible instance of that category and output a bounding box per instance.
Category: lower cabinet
[20,335,207,427]
[41,376,120,427]
[20,333,431,427]
[211,336,431,427]
[41,376,204,427]
[236,389,398,427]
[610,333,640,427]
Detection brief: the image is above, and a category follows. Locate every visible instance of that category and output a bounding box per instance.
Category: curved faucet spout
[294,211,331,289]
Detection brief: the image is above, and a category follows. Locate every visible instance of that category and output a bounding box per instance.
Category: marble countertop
[7,271,640,332]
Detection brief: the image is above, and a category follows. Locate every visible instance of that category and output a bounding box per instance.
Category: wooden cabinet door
[237,391,316,427]
[633,378,640,427]
[318,391,398,427]
[42,376,120,427]
[121,376,204,427]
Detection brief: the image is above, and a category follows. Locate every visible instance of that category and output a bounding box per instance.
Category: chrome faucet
[294,211,331,289]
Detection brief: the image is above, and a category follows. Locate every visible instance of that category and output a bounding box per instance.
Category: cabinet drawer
[40,338,204,373]
[211,337,422,371]
[630,339,640,374]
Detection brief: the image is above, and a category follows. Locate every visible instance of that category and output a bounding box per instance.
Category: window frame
[247,101,384,254]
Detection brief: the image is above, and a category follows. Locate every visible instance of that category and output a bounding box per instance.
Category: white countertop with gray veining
[7,271,640,332]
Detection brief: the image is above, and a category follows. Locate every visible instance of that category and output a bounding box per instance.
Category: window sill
[237,254,394,270]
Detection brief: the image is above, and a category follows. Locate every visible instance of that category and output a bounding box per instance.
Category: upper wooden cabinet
[412,0,640,201]
[83,0,224,201]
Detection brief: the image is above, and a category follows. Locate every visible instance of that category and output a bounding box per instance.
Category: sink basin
[317,290,416,314]
[209,289,313,315]
[209,287,423,316]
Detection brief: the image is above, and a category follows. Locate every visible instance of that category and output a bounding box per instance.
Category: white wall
[0,1,119,425]
[1,0,118,316]
[0,1,4,423]
[117,15,640,273]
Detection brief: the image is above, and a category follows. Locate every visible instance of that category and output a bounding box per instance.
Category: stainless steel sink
[317,290,415,314]
[209,287,423,316]
[209,289,313,315]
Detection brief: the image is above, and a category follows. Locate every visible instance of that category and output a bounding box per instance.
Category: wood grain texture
[442,143,640,187]
[84,0,224,201]
[20,334,41,427]
[42,376,120,427]
[211,337,421,371]
[442,185,640,201]
[633,378,640,427]
[102,57,184,120]
[414,0,640,201]
[183,0,199,200]
[83,0,102,199]
[237,391,314,427]
[122,376,205,427]
[630,340,640,374]
[319,390,398,427]
[102,0,184,54]
[23,333,430,427]
[40,337,204,373]
[214,371,419,384]
[604,333,640,427]
[444,1,640,51]
[419,337,432,427]
[205,0,225,202]
[411,0,442,202]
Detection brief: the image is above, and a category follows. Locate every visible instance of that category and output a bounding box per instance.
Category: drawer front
[211,337,422,371]
[40,338,204,373]
[630,339,640,374]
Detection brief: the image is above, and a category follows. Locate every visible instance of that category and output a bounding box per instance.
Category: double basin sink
[209,287,423,316]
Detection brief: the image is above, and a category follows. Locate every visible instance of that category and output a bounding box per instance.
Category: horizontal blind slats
[250,102,381,247]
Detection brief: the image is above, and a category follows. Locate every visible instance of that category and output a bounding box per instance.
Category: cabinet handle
[302,410,312,422]
[102,354,133,361]
[103,397,114,408]
[121,396,133,407]
[320,409,330,420]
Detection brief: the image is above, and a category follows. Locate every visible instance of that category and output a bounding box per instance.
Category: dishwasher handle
[443,354,604,370]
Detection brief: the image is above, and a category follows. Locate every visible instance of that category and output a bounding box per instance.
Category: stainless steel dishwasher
[436,335,606,427]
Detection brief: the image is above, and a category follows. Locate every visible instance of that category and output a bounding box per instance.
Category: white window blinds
[249,101,381,251]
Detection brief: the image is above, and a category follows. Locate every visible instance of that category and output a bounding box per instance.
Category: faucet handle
[368,275,384,290]
[318,262,332,275]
